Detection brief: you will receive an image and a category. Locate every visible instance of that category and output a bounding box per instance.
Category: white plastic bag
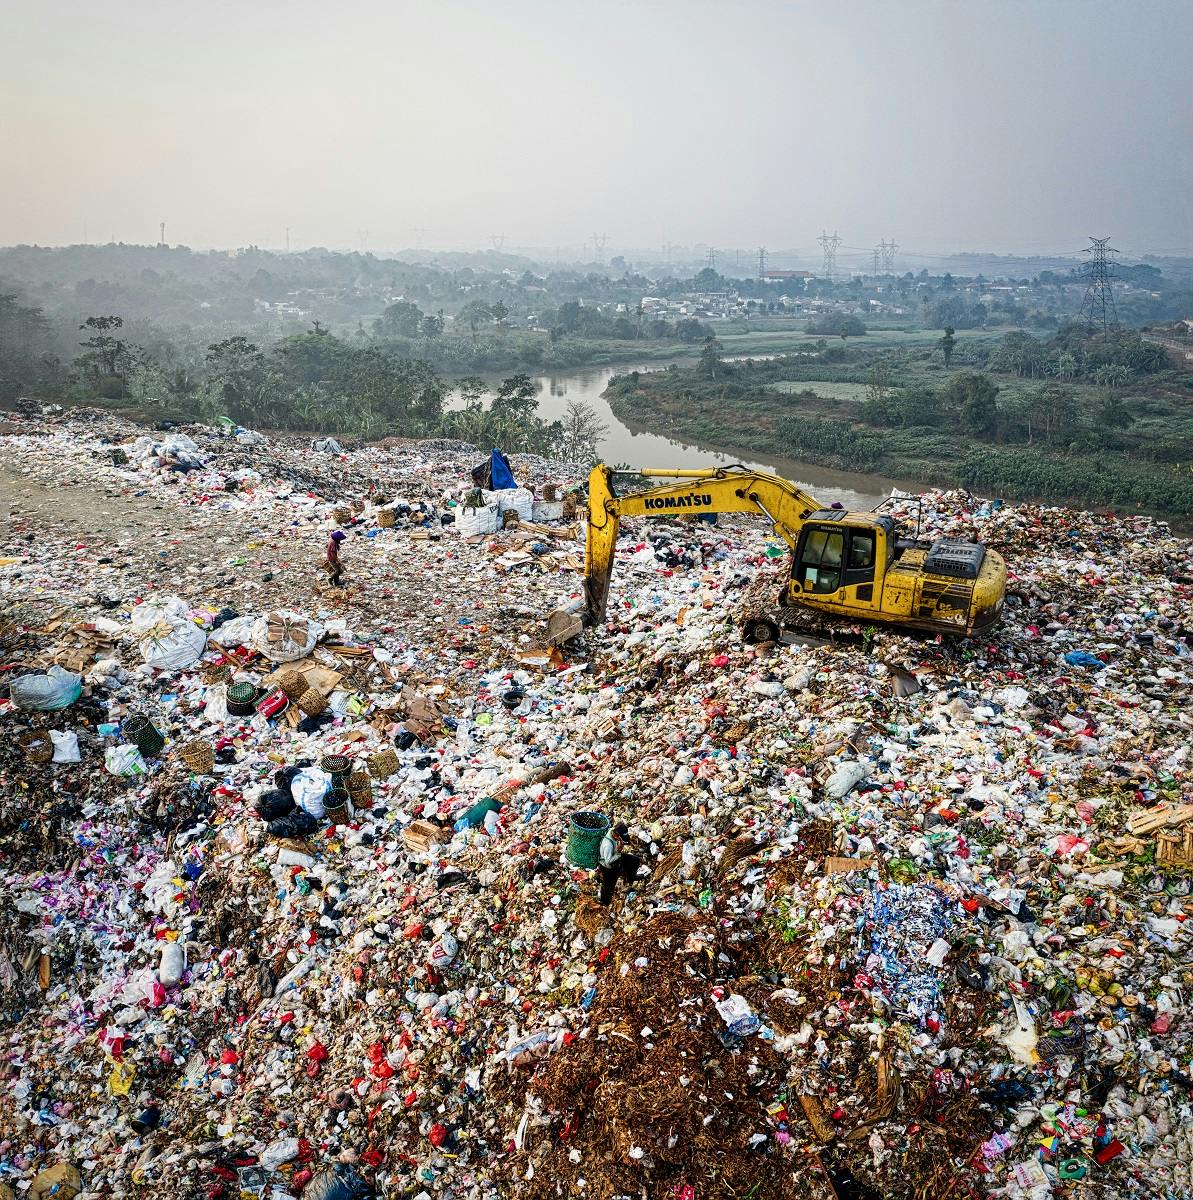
[204,684,229,722]
[50,730,81,763]
[105,745,147,777]
[293,767,330,818]
[159,942,186,986]
[428,932,458,969]
[260,1137,301,1172]
[456,504,499,537]
[211,615,258,648]
[824,760,868,799]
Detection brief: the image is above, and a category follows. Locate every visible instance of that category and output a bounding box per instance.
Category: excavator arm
[582,464,824,624]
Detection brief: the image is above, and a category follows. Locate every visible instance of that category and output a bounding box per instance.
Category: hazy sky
[2,0,1191,258]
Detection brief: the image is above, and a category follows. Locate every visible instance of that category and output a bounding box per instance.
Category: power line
[1078,236,1119,334]
[757,246,768,279]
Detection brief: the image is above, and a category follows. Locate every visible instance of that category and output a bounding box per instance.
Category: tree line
[0,299,609,460]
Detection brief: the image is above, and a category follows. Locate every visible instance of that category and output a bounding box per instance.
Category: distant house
[761,269,813,282]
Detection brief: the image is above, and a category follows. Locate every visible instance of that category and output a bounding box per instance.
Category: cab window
[849,531,874,570]
[798,527,845,594]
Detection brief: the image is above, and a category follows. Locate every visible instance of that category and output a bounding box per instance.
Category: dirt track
[0,463,334,614]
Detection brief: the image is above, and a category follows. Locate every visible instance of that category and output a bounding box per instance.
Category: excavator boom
[584,464,823,623]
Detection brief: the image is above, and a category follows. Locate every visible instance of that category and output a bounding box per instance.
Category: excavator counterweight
[551,464,1006,644]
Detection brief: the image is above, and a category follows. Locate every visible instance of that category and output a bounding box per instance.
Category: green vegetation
[805,312,867,338]
[5,242,1193,516]
[606,323,1193,517]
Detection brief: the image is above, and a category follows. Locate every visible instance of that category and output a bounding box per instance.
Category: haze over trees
[2,240,1193,514]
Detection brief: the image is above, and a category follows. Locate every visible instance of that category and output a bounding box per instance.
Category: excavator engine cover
[923,538,985,580]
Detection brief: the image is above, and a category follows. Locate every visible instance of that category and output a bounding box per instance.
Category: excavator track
[737,571,847,646]
[741,601,872,648]
[737,569,913,649]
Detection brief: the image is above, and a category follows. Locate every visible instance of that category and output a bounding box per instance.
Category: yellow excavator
[548,464,1007,644]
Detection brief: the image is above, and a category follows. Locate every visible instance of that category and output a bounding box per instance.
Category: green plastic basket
[124,713,165,758]
[566,811,610,868]
[226,682,258,717]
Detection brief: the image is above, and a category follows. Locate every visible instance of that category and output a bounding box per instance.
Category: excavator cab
[790,512,891,602]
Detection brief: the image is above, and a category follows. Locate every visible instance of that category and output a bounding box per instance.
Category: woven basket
[377,509,396,529]
[324,789,351,824]
[179,739,215,774]
[124,713,165,758]
[276,670,308,700]
[201,661,231,685]
[347,770,372,800]
[320,753,350,778]
[368,748,399,779]
[19,730,54,764]
[333,508,352,526]
[296,686,327,716]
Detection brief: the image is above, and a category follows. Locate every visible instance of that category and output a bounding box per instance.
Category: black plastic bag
[305,1164,373,1200]
[256,790,295,821]
[274,765,303,796]
[266,811,320,839]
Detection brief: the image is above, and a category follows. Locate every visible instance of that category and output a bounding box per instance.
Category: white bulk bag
[131,598,207,672]
[483,487,533,522]
[456,504,500,537]
[253,610,321,664]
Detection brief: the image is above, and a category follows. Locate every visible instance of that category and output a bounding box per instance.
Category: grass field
[770,380,890,401]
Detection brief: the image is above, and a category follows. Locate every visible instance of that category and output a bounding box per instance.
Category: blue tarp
[488,448,516,490]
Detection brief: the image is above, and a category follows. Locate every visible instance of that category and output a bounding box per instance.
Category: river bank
[602,359,1193,524]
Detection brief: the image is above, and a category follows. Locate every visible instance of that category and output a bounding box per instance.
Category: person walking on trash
[596,822,644,906]
[324,530,346,588]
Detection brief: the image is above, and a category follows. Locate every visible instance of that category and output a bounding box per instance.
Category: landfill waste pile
[1,406,1191,1200]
